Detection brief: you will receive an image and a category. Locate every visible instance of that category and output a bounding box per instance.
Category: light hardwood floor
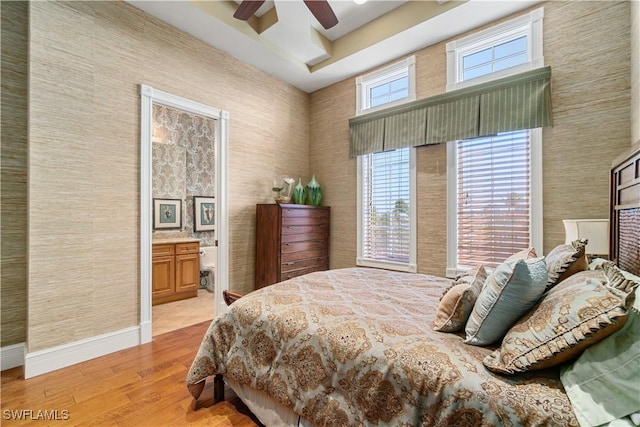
[1,322,263,427]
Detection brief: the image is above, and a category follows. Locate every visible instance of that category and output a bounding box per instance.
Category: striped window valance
[349,66,552,157]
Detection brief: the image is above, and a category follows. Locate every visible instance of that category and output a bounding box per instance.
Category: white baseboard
[24,326,142,379]
[1,342,26,371]
[140,320,152,344]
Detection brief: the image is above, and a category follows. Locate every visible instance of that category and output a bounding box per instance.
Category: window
[361,149,411,263]
[356,56,415,115]
[446,8,544,91]
[461,36,528,81]
[446,8,544,276]
[356,57,417,272]
[370,75,409,108]
[456,131,531,268]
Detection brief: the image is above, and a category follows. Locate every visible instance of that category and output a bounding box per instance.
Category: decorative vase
[273,176,294,203]
[305,174,322,206]
[292,178,306,204]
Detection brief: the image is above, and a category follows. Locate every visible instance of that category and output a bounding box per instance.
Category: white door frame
[139,84,229,343]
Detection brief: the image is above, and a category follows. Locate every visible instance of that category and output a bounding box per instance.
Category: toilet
[199,246,216,292]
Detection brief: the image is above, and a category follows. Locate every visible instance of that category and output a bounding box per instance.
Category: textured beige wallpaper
[27,0,309,352]
[9,0,634,355]
[541,1,630,247]
[1,1,29,347]
[632,0,639,146]
[309,1,631,277]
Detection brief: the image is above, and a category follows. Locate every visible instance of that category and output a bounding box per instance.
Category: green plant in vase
[305,175,322,206]
[292,178,306,204]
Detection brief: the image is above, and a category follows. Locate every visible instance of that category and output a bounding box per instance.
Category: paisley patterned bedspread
[186,268,578,426]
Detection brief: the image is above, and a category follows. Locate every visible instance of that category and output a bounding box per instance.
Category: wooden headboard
[610,141,640,276]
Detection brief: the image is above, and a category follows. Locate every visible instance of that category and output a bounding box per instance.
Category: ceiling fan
[233,0,339,30]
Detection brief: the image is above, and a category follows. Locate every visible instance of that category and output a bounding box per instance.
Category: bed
[186,144,640,426]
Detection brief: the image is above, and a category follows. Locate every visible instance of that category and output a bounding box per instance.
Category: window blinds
[349,66,552,157]
[362,149,411,263]
[457,130,531,268]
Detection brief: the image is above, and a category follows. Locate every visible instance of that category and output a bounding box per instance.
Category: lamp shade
[562,219,609,257]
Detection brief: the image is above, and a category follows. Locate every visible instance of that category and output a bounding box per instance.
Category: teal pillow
[465,257,548,346]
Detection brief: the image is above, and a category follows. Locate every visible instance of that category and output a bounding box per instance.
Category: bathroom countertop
[152,237,201,245]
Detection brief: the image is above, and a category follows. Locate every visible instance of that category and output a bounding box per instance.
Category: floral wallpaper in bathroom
[152,104,216,246]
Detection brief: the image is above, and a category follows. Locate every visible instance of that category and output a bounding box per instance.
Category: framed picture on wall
[194,196,215,232]
[153,198,182,230]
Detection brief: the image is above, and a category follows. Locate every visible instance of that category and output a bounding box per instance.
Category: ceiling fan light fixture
[234,0,338,29]
[303,0,339,29]
[233,0,265,20]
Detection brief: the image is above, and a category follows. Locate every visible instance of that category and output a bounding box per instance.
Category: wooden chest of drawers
[255,204,330,289]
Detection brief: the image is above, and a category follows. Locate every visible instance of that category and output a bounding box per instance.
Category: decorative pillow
[560,282,640,427]
[545,239,588,289]
[590,259,640,293]
[433,266,487,332]
[464,257,548,346]
[505,247,537,262]
[453,264,483,282]
[483,262,638,375]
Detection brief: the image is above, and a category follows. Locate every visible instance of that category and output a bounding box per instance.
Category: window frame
[445,8,544,278]
[445,7,544,91]
[356,56,416,116]
[356,56,417,273]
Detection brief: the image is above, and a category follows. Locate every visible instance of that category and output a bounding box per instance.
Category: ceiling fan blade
[233,0,265,20]
[303,0,338,30]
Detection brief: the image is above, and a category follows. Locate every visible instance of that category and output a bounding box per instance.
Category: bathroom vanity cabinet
[152,240,200,305]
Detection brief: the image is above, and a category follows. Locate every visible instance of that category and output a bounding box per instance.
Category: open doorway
[150,103,216,336]
[139,85,229,343]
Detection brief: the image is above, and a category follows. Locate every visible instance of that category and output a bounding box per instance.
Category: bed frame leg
[213,374,225,403]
